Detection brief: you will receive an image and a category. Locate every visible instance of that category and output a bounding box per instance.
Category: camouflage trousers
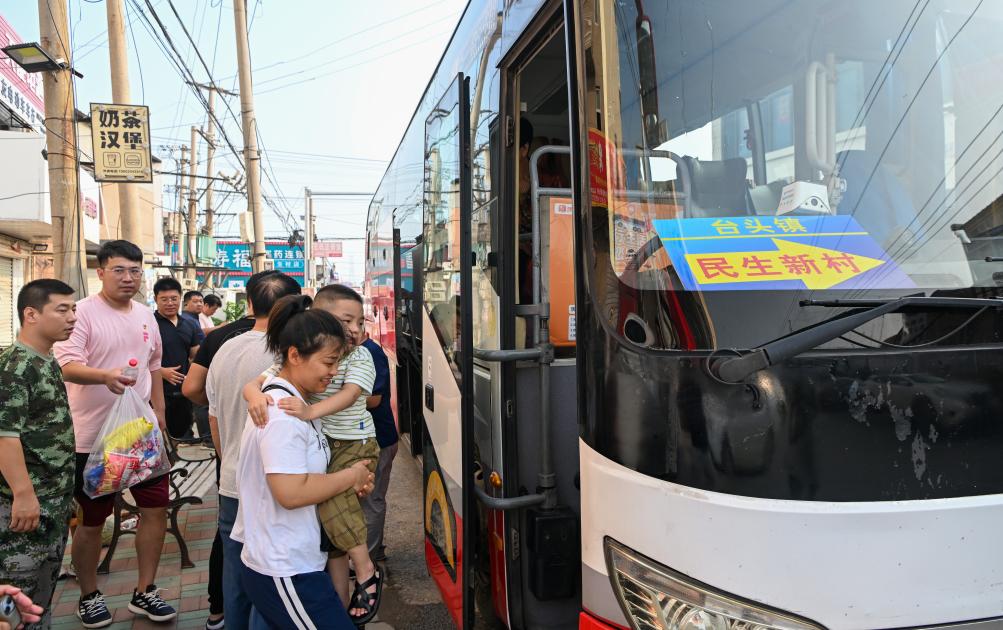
[0,499,71,630]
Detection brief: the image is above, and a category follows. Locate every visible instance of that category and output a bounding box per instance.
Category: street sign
[90,102,152,183]
[653,215,915,292]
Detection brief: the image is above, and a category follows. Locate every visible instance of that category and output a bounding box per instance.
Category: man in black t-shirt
[153,278,201,438]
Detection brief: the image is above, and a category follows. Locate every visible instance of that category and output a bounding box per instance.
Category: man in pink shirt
[54,240,177,628]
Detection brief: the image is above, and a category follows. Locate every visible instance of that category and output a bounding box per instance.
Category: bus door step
[526,507,579,600]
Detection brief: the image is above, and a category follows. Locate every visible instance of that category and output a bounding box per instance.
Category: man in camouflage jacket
[0,280,78,629]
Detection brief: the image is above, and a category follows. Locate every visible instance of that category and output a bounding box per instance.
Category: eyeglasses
[106,266,143,278]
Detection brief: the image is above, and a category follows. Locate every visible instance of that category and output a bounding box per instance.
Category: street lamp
[1,42,83,77]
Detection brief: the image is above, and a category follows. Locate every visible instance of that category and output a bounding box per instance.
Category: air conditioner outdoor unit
[263,258,275,271]
[180,278,198,291]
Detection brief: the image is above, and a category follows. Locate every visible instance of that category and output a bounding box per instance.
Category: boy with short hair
[0,279,78,629]
[244,284,381,623]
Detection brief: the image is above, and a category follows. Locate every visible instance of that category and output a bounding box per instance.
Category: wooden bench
[97,443,217,574]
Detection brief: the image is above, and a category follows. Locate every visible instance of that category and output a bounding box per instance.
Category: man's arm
[150,370,167,431]
[182,363,209,406]
[208,414,222,456]
[366,394,383,408]
[0,438,39,532]
[61,362,132,394]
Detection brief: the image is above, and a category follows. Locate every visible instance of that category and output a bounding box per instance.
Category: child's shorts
[318,437,379,557]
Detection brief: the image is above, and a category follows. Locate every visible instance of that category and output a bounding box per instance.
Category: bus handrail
[473,483,545,511]
[473,347,543,362]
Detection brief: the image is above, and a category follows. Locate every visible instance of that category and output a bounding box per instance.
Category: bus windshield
[589,0,1003,350]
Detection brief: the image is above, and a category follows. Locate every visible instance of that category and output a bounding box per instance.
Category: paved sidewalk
[48,445,451,629]
[49,492,219,630]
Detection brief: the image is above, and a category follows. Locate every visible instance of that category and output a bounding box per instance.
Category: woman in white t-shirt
[231,294,373,629]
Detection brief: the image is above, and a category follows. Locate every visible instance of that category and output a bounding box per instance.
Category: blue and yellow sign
[652,215,914,291]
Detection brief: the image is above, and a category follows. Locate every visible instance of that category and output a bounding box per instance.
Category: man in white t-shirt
[204,272,301,630]
[200,294,222,335]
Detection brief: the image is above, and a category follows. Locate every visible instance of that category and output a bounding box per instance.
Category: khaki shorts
[318,437,379,557]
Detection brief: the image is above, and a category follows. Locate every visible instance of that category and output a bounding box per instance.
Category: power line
[253,14,454,88]
[123,0,146,103]
[159,0,300,236]
[256,27,455,96]
[215,0,449,81]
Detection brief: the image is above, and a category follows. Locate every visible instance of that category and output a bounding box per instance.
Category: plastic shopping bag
[82,387,171,498]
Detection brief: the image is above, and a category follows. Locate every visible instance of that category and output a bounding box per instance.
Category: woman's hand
[349,460,375,496]
[277,397,310,420]
[247,391,273,427]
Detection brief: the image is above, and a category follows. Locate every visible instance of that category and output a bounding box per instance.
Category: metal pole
[232,0,265,271]
[186,127,199,281]
[304,188,313,289]
[37,0,87,296]
[204,88,216,238]
[175,146,187,269]
[106,0,141,245]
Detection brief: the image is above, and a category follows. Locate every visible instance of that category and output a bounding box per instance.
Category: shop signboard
[90,102,153,183]
[0,15,45,131]
[212,240,305,289]
[313,241,343,257]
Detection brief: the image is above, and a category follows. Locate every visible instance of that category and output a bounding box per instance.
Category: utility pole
[186,127,199,281]
[185,81,236,241]
[304,188,313,289]
[232,0,265,272]
[106,0,141,246]
[37,0,87,296]
[204,89,216,238]
[203,91,215,289]
[177,145,188,271]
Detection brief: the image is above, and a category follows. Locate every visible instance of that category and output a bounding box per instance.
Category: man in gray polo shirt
[205,271,301,630]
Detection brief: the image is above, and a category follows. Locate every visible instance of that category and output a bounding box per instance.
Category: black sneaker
[128,584,178,622]
[77,590,113,629]
[205,615,225,630]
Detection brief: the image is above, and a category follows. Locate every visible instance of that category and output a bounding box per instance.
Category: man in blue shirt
[360,333,397,562]
[181,291,207,345]
[155,279,202,438]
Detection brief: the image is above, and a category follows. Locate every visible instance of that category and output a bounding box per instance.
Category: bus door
[394,228,425,457]
[422,74,479,628]
[464,17,583,630]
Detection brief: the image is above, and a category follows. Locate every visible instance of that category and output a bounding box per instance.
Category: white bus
[364,1,1003,628]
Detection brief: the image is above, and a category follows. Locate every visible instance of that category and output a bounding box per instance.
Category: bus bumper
[579,610,628,630]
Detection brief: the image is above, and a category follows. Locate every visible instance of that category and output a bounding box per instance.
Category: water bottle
[122,358,139,382]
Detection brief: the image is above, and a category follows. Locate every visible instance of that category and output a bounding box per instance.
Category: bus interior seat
[681,156,752,217]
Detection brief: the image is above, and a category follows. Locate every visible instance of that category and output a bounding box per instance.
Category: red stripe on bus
[579,610,629,630]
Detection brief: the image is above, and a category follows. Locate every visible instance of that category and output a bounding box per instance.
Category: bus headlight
[604,538,824,630]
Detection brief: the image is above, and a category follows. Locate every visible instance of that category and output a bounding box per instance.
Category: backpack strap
[262,382,297,398]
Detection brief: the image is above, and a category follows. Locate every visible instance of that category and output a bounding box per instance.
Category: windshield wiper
[712,296,1003,383]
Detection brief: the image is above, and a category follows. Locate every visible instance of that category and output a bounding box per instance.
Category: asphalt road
[366,442,455,630]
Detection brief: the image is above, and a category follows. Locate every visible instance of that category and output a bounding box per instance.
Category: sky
[3,0,466,284]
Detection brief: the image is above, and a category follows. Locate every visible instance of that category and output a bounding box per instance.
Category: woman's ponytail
[265,294,344,363]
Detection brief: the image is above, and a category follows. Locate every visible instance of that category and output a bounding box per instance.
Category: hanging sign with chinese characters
[89,103,152,183]
[652,215,915,291]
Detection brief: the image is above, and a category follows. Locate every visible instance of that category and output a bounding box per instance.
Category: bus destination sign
[653,215,914,292]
